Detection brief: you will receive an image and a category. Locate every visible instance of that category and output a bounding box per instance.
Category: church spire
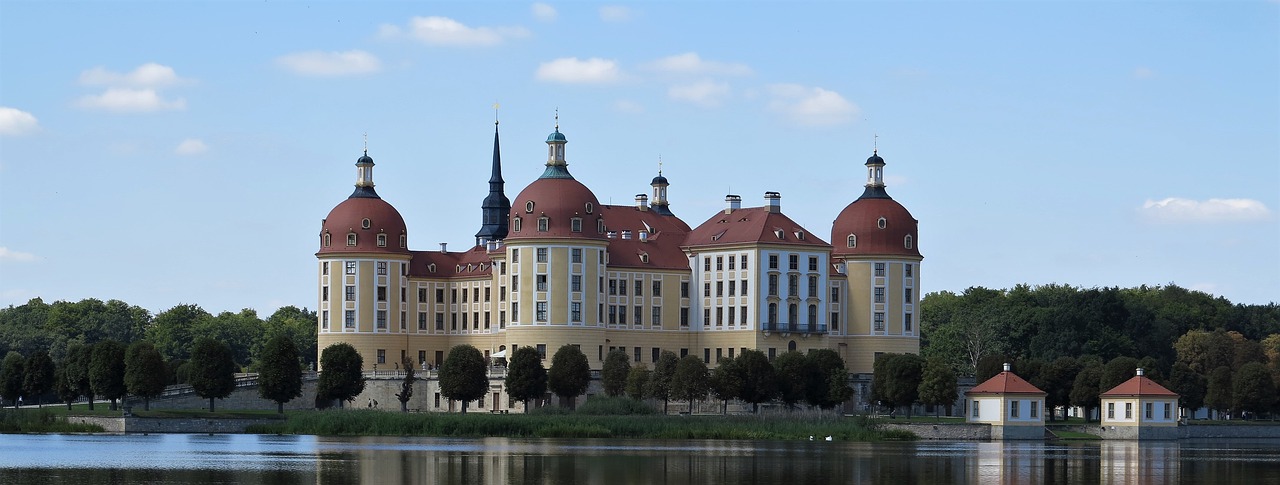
[475,118,511,246]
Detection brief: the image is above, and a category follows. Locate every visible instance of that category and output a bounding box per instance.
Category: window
[768,303,778,323]
[788,274,798,295]
[511,305,518,321]
[377,349,386,364]
[400,235,406,248]
[847,234,856,248]
[418,288,427,302]
[768,254,778,270]
[345,261,357,274]
[571,275,582,292]
[740,255,748,270]
[536,217,549,232]
[344,310,355,328]
[875,263,885,276]
[680,308,689,326]
[500,311,506,328]
[345,286,355,301]
[485,287,491,302]
[741,280,748,295]
[906,264,914,278]
[728,306,735,325]
[322,311,329,330]
[905,313,913,333]
[436,288,445,302]
[768,275,778,296]
[972,400,980,417]
[435,313,444,330]
[1164,402,1172,419]
[728,257,735,270]
[702,308,710,326]
[536,344,547,359]
[376,310,387,329]
[570,218,582,232]
[716,256,723,270]
[511,248,520,263]
[347,233,357,246]
[608,305,617,324]
[741,306,748,324]
[322,286,329,301]
[451,289,457,303]
[788,254,798,270]
[704,257,711,271]
[808,275,818,296]
[634,280,642,296]
[831,312,839,330]
[704,283,711,297]
[904,234,913,249]
[322,262,329,275]
[809,256,818,271]
[703,348,711,364]
[728,280,736,296]
[377,286,387,301]
[1145,402,1153,420]
[536,302,548,322]
[451,314,457,330]
[536,275,548,292]
[905,288,914,302]
[418,313,427,330]
[788,303,798,324]
[874,287,885,303]
[1107,403,1115,419]
[1010,400,1019,418]
[571,302,582,322]
[652,307,662,325]
[619,280,627,295]
[716,281,723,297]
[484,312,490,329]
[1125,403,1132,419]
[874,312,885,332]
[652,281,662,297]
[571,248,582,263]
[1031,401,1039,418]
[715,307,723,326]
[377,234,387,247]
[323,233,331,247]
[536,248,548,263]
[634,306,642,325]
[620,307,627,324]
[808,305,817,325]
[831,287,840,302]
[877,217,887,229]
[609,280,618,295]
[461,288,469,303]
[652,347,661,363]
[681,282,689,298]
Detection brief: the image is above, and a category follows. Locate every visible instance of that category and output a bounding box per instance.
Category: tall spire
[476,116,511,245]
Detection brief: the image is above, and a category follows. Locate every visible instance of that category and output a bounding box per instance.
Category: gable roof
[684,207,830,249]
[599,204,691,270]
[1100,375,1179,397]
[967,371,1046,395]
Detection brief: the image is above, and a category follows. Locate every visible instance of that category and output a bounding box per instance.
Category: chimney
[636,194,649,211]
[1136,368,1144,377]
[764,191,781,213]
[725,195,742,214]
[639,231,649,242]
[1002,362,1011,372]
[621,230,632,240]
[439,242,448,253]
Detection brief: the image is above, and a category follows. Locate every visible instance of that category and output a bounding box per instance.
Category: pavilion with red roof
[1099,368,1180,440]
[965,363,1047,440]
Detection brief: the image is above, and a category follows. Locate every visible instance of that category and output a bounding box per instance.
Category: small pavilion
[965,363,1047,440]
[1098,368,1180,440]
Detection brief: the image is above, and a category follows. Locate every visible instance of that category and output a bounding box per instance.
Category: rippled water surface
[3,434,1280,484]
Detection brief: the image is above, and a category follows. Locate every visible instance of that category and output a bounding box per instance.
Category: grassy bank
[248,408,913,441]
[0,409,104,433]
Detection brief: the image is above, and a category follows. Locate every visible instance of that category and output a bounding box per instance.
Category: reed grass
[0,409,104,433]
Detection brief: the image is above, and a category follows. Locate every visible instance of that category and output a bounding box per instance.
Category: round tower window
[525,201,535,213]
[877,217,887,229]
[362,218,371,229]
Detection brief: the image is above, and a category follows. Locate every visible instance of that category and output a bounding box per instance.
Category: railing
[157,372,318,398]
[760,322,828,334]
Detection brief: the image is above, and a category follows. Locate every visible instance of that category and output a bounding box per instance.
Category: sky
[0,1,1277,318]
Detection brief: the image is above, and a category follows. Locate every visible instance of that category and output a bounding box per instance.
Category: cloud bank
[766,84,857,125]
[276,50,381,76]
[1139,197,1272,223]
[0,107,39,136]
[536,57,621,84]
[380,16,529,46]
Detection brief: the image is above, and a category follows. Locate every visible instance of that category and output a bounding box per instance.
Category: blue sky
[1,1,1276,316]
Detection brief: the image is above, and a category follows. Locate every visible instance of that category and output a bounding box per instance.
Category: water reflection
[2,434,1279,484]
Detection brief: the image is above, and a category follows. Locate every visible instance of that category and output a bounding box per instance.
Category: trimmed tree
[548,345,591,410]
[505,347,547,409]
[773,351,811,409]
[23,350,55,408]
[671,355,710,414]
[439,344,487,413]
[918,356,958,418]
[1040,357,1082,421]
[625,365,650,401]
[89,340,127,411]
[600,349,631,397]
[124,342,166,411]
[317,343,365,408]
[1168,362,1206,418]
[55,365,79,410]
[807,349,852,410]
[256,335,303,413]
[1100,356,1140,394]
[883,353,926,418]
[395,356,416,412]
[1232,362,1276,418]
[735,349,777,413]
[1069,363,1103,422]
[1,352,24,408]
[1204,366,1233,419]
[64,344,95,410]
[709,357,742,414]
[646,351,679,414]
[189,338,237,412]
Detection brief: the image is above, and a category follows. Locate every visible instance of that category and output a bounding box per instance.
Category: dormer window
[525,201,535,213]
[347,233,357,246]
[795,230,805,240]
[323,232,331,247]
[597,218,606,233]
[877,217,887,229]
[400,234,406,248]
[639,253,650,263]
[428,263,437,273]
[513,217,522,232]
[847,234,856,248]
[570,217,582,232]
[537,217,549,232]
[904,234,913,249]
[376,234,387,247]
[362,218,371,229]
[774,229,785,239]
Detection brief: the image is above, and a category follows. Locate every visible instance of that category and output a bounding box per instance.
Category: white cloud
[380,16,529,46]
[536,57,621,84]
[1139,197,1273,223]
[532,3,557,21]
[0,107,39,136]
[76,88,186,112]
[1133,66,1156,79]
[647,52,752,76]
[668,80,732,107]
[0,247,37,263]
[614,99,645,114]
[599,5,633,22]
[276,50,381,76]
[79,63,188,87]
[766,84,857,125]
[175,138,209,155]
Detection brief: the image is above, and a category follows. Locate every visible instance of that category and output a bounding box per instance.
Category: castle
[316,120,921,402]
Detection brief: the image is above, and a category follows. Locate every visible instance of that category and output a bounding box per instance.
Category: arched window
[347,233,357,246]
[904,234,913,249]
[788,303,798,324]
[376,234,387,247]
[847,234,856,248]
[323,232,331,247]
[788,340,797,352]
[400,234,406,248]
[513,217,522,232]
[767,303,778,323]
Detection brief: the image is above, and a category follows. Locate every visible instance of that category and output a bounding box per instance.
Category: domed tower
[829,149,922,375]
[317,148,412,370]
[503,120,610,365]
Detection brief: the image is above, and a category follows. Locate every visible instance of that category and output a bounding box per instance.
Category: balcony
[760,322,828,335]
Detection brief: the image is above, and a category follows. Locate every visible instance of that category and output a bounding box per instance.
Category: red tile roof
[684,207,830,248]
[1100,376,1178,397]
[598,205,691,270]
[967,371,1046,395]
[407,246,493,278]
[830,197,920,259]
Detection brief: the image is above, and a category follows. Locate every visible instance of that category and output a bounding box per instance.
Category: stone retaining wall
[68,416,281,434]
[1051,423,1280,440]
[878,423,991,440]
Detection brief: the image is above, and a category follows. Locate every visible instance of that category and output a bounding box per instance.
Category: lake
[2,434,1280,484]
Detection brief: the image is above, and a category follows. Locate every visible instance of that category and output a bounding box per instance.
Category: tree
[625,365,650,401]
[63,344,94,410]
[1168,362,1206,418]
[1039,357,1082,421]
[600,349,631,397]
[123,342,166,411]
[89,340,127,411]
[918,357,958,418]
[439,344,487,413]
[55,365,79,410]
[1100,356,1140,394]
[872,353,925,417]
[147,304,212,361]
[262,306,319,370]
[1231,362,1276,418]
[646,351,679,413]
[735,350,778,413]
[317,343,364,408]
[670,355,710,414]
[1263,333,1280,389]
[807,349,852,410]
[1069,363,1102,422]
[22,350,55,408]
[394,356,416,412]
[256,335,303,413]
[1,351,24,408]
[975,354,1008,384]
[189,338,237,412]
[548,345,591,410]
[1204,366,1233,419]
[709,357,741,414]
[504,347,547,409]
[773,351,811,409]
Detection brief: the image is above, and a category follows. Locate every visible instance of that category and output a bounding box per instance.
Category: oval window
[525,201,535,213]
[362,218,371,229]
[585,202,594,214]
[877,217,887,229]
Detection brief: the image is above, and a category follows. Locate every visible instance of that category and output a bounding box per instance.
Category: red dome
[318,197,409,255]
[507,177,606,240]
[830,197,920,258]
